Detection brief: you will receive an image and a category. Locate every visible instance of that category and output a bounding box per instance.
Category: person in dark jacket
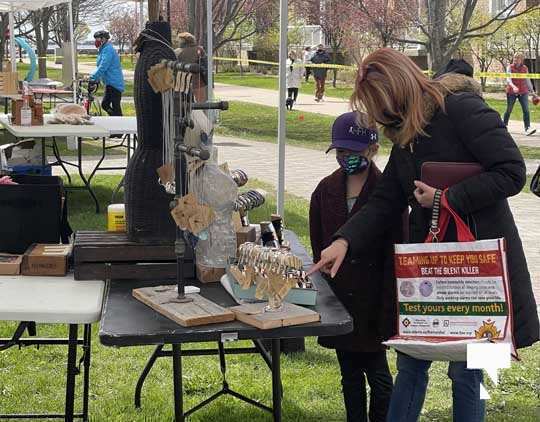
[310,112,401,422]
[309,49,539,422]
[310,44,331,101]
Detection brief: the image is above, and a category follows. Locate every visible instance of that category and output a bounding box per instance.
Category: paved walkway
[53,134,540,306]
[214,83,540,148]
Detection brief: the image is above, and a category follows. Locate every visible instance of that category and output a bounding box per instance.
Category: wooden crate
[73,231,194,281]
[0,72,18,95]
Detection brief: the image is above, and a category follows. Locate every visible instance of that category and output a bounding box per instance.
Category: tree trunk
[426,0,448,72]
[332,49,338,88]
[148,0,161,22]
[33,13,50,79]
[187,0,206,49]
[188,0,196,34]
[0,14,7,72]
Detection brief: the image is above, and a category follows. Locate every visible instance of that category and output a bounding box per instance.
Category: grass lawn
[216,72,354,100]
[16,63,135,97]
[122,100,540,161]
[0,175,538,421]
[215,72,540,124]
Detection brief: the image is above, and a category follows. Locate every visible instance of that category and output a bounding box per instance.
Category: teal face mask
[336,154,370,175]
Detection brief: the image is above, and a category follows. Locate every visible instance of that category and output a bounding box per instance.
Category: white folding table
[0,115,110,213]
[0,275,104,421]
[89,116,138,202]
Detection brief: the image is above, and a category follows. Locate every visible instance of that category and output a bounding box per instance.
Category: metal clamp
[221,332,239,342]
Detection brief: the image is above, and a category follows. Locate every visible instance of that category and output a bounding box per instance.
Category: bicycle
[76,78,103,116]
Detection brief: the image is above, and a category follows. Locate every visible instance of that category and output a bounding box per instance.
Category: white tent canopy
[0,0,69,11]
[2,0,77,101]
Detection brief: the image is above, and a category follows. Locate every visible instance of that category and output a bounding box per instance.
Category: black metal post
[82,324,91,422]
[65,324,78,422]
[272,339,282,422]
[173,88,191,302]
[172,344,183,421]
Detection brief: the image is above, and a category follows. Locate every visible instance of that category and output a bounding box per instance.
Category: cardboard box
[22,244,72,276]
[196,263,225,283]
[0,71,18,95]
[236,225,256,249]
[0,253,23,275]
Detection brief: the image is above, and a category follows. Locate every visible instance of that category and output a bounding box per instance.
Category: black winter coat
[310,165,401,352]
[336,74,540,349]
[310,50,331,79]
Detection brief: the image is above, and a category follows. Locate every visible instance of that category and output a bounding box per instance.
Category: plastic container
[107,204,126,232]
[11,164,52,176]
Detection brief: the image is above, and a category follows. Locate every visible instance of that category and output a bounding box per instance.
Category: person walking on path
[310,111,400,422]
[303,46,314,82]
[90,30,125,117]
[504,52,538,136]
[309,48,539,422]
[311,44,331,102]
[286,51,302,110]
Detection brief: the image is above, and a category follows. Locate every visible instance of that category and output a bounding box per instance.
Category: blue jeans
[504,93,530,130]
[387,352,485,422]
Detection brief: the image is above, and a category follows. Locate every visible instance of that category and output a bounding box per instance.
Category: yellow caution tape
[214,57,540,77]
[214,56,356,70]
[27,54,540,79]
[476,72,540,79]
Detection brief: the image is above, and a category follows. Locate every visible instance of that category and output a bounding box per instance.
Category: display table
[0,115,138,212]
[0,274,105,421]
[32,88,74,106]
[99,231,352,421]
[0,115,109,212]
[89,116,138,202]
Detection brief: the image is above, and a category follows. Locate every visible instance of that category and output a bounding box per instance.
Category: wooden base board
[230,302,320,330]
[132,285,235,327]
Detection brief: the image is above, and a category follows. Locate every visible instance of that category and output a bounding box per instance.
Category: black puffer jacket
[336,73,540,349]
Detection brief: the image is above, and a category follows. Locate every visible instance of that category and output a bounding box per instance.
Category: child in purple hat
[309,112,402,422]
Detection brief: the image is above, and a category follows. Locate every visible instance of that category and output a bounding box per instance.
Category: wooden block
[230,302,320,330]
[132,285,235,327]
[236,226,256,249]
[0,72,18,95]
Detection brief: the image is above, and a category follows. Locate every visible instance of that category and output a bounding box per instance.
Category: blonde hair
[178,32,196,47]
[351,48,447,146]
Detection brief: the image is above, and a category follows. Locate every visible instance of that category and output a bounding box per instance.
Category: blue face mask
[337,154,370,175]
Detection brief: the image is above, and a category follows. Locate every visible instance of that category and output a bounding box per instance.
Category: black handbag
[0,175,72,254]
[531,164,540,198]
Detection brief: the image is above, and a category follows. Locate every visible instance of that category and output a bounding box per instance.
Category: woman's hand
[512,84,519,94]
[414,181,437,208]
[307,238,349,278]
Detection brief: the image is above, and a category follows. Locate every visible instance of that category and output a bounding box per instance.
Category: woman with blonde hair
[309,48,539,421]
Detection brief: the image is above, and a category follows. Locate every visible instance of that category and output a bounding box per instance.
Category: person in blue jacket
[90,30,124,116]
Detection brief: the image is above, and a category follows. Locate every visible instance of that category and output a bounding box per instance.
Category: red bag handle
[425,190,476,243]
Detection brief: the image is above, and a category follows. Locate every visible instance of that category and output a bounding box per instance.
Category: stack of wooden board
[73,231,194,281]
